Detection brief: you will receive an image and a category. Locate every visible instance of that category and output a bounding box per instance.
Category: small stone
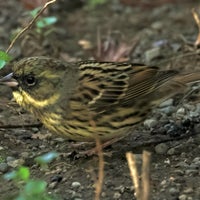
[169,187,179,196]
[32,127,39,133]
[185,169,198,175]
[183,187,193,194]
[114,185,125,193]
[178,194,187,200]
[167,147,176,155]
[145,47,161,63]
[49,181,58,189]
[193,157,200,163]
[0,163,8,173]
[21,152,29,158]
[113,192,121,199]
[6,156,15,162]
[155,143,168,154]
[175,161,189,168]
[189,163,199,170]
[144,119,157,128]
[101,192,106,198]
[176,107,185,117]
[7,158,25,168]
[160,106,175,115]
[159,99,173,107]
[71,182,81,188]
[151,22,163,30]
[174,170,184,176]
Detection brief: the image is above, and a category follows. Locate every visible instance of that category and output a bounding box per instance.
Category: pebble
[175,161,189,168]
[185,169,198,175]
[113,192,121,199]
[159,106,175,115]
[169,187,179,196]
[71,182,81,188]
[189,163,199,170]
[193,157,200,163]
[178,194,187,200]
[155,143,168,154]
[176,107,186,117]
[49,181,58,189]
[183,187,193,194]
[21,152,29,158]
[0,163,8,173]
[143,119,157,128]
[151,22,163,30]
[7,158,25,168]
[6,156,15,162]
[31,127,39,133]
[159,99,173,107]
[174,170,184,176]
[145,47,161,63]
[167,147,176,155]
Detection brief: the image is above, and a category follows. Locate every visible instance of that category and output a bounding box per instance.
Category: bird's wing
[72,61,179,111]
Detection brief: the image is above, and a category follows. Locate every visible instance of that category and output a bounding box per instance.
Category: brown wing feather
[73,61,180,111]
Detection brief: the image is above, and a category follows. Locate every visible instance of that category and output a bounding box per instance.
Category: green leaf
[0,51,12,69]
[4,166,29,181]
[29,7,41,17]
[0,51,11,61]
[35,152,58,165]
[17,167,30,181]
[36,16,57,28]
[24,180,47,195]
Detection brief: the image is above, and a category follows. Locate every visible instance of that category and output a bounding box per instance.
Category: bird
[1,56,200,143]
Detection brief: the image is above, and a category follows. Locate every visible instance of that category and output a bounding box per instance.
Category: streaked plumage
[1,56,200,141]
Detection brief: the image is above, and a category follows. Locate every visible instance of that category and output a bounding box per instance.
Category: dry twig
[6,0,57,54]
[192,8,200,47]
[94,137,104,200]
[126,151,151,200]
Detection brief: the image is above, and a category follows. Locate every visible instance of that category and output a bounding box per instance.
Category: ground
[0,1,200,199]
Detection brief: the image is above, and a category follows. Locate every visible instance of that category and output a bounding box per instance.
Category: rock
[185,169,198,175]
[113,192,121,199]
[159,99,173,108]
[169,187,179,196]
[178,194,187,200]
[155,143,168,154]
[143,119,157,128]
[176,107,185,117]
[7,158,25,168]
[0,163,8,173]
[183,187,193,194]
[145,47,161,63]
[71,182,81,188]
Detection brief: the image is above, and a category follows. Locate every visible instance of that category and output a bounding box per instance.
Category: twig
[94,137,104,200]
[6,0,57,54]
[192,8,200,46]
[126,151,151,200]
[126,152,141,199]
[141,151,151,200]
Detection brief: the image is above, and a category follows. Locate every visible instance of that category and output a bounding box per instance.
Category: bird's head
[0,57,76,113]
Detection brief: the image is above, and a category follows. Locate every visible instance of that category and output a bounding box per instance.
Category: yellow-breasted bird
[1,56,200,142]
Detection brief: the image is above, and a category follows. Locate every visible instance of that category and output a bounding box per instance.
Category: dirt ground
[0,0,200,199]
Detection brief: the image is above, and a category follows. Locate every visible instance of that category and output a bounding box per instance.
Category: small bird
[1,57,200,142]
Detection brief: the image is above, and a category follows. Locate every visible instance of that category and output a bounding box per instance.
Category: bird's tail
[173,72,200,84]
[150,72,200,105]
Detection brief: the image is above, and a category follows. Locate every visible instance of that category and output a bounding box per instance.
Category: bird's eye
[24,75,36,86]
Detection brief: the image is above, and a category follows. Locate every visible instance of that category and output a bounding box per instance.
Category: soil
[0,1,200,200]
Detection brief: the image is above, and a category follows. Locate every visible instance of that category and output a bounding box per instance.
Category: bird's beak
[0,73,18,87]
